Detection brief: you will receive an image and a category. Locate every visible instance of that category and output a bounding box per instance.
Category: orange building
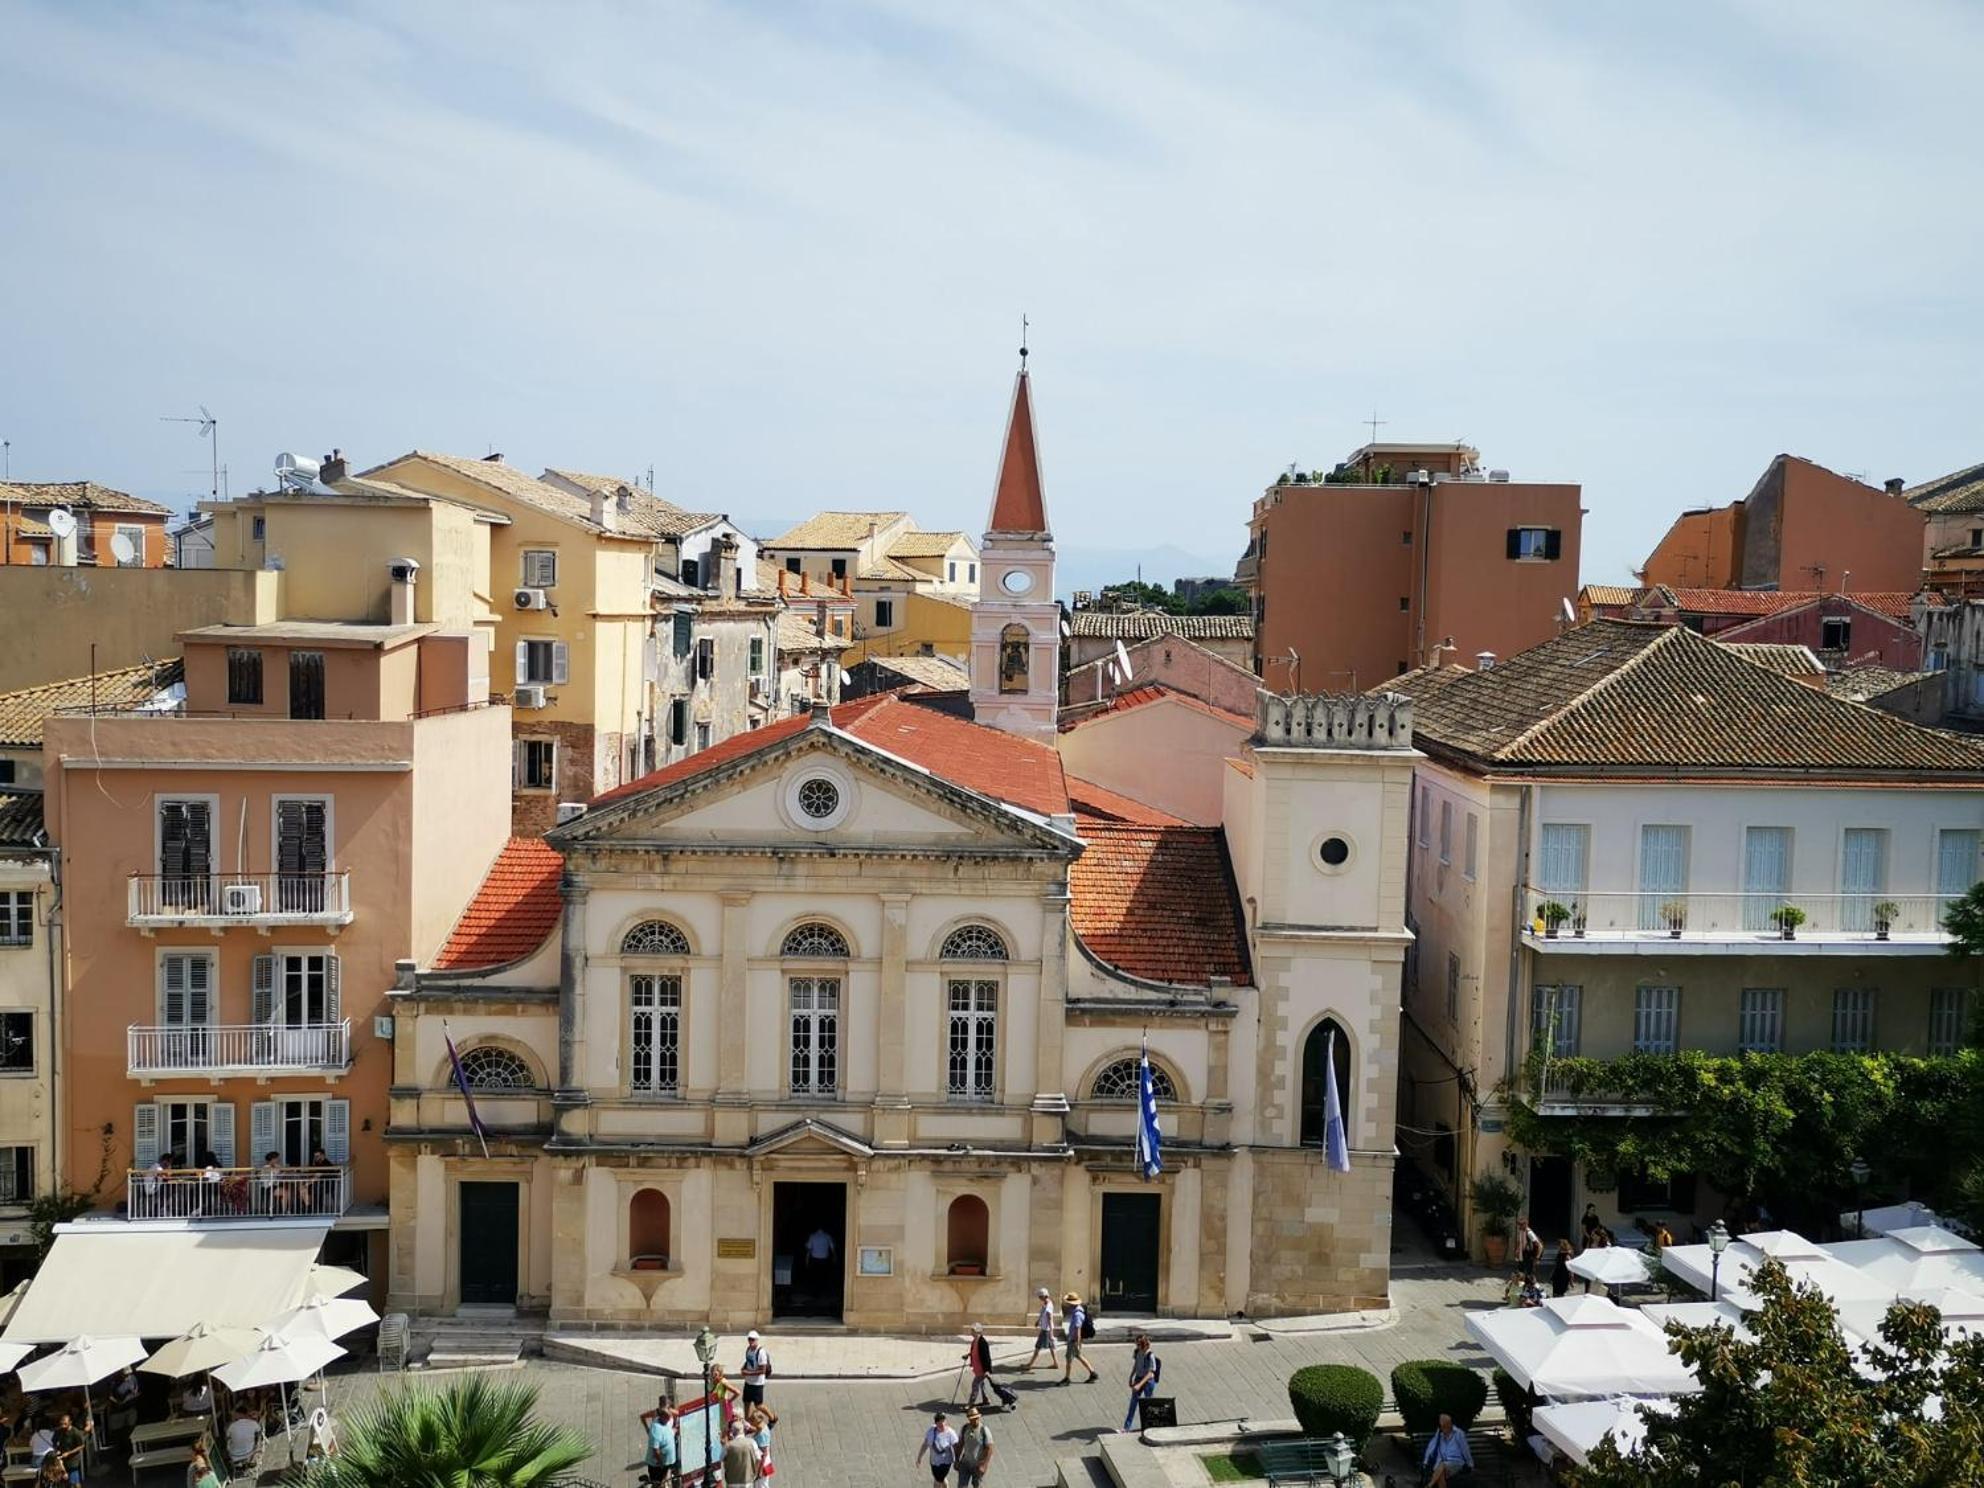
[1641,455,1926,594]
[1241,441,1582,691]
[41,620,509,1280]
[0,482,173,567]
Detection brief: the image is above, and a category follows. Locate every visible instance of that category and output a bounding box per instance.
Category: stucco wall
[0,860,55,1236]
[0,566,275,691]
[1057,700,1249,825]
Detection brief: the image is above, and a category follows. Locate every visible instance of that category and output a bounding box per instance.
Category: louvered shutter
[515,640,530,684]
[1940,830,1981,896]
[1506,529,1522,559]
[133,1104,160,1168]
[161,954,186,1025]
[210,1102,236,1168]
[252,955,276,1024]
[187,955,212,1025]
[324,955,341,1023]
[249,1101,278,1163]
[276,800,328,878]
[552,642,569,685]
[1544,529,1563,560]
[673,612,692,658]
[511,741,523,790]
[326,1100,350,1163]
[159,800,212,878]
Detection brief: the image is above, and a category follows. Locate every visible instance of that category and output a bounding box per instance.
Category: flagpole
[444,1019,492,1160]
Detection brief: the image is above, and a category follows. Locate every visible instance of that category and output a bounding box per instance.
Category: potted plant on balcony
[1873,901,1900,941]
[1469,1174,1522,1268]
[1539,901,1573,939]
[1660,899,1688,937]
[1770,904,1806,941]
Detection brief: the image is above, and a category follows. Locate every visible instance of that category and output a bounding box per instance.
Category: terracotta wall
[1764,459,1925,594]
[1421,482,1583,670]
[1714,597,1923,669]
[1642,506,1743,589]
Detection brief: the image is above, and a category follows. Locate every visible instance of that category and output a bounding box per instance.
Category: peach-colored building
[42,620,508,1281]
[1641,455,1926,594]
[0,482,173,568]
[1242,442,1582,692]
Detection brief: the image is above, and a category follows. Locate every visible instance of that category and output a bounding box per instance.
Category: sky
[2,1,1982,585]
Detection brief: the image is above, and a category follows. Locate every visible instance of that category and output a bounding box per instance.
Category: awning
[1,1221,329,1344]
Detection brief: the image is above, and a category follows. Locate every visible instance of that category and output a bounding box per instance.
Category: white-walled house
[1389,621,1984,1248]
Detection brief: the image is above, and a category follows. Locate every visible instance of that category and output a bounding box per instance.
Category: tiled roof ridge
[1495,624,1681,759]
[432,836,564,971]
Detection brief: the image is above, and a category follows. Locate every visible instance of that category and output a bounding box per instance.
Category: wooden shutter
[511,741,523,790]
[324,955,341,1022]
[250,1101,278,1162]
[673,613,692,658]
[1506,529,1522,559]
[252,955,276,1024]
[276,799,328,877]
[210,1102,236,1168]
[552,642,569,685]
[1544,529,1563,560]
[515,640,530,684]
[133,1104,160,1168]
[288,651,326,720]
[326,1100,350,1163]
[161,954,187,1025]
[159,799,212,878]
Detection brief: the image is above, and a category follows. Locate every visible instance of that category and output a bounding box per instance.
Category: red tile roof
[1066,776,1189,826]
[989,370,1047,533]
[1639,586,1939,620]
[433,837,564,970]
[1058,683,1255,734]
[589,714,814,808]
[1070,822,1250,987]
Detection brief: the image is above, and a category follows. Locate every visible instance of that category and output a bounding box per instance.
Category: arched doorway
[1299,1019,1353,1148]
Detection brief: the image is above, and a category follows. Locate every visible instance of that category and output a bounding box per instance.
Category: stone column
[555,870,590,1113]
[874,893,911,1145]
[1030,888,1071,1144]
[714,893,751,1141]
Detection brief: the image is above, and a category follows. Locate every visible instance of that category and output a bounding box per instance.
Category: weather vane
[1020,314,1029,368]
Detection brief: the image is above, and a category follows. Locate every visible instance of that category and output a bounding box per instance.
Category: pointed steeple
[988,370,1049,536]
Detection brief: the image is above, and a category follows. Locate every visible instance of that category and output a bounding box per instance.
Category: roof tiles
[1057,683,1255,734]
[433,837,565,970]
[1069,822,1250,986]
[0,481,172,516]
[767,512,908,550]
[1067,612,1255,641]
[0,659,183,746]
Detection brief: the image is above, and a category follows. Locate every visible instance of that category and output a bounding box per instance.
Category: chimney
[777,568,788,599]
[389,558,420,624]
[590,488,618,533]
[482,452,503,463]
[616,485,634,516]
[713,537,738,599]
[1475,651,1496,671]
[1885,477,1905,497]
[320,449,348,484]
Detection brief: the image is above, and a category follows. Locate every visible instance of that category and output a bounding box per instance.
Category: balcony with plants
[1520,885,1953,954]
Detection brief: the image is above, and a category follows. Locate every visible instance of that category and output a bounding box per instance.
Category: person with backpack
[914,1410,960,1483]
[740,1331,772,1412]
[1122,1334,1160,1432]
[1060,1292,1100,1384]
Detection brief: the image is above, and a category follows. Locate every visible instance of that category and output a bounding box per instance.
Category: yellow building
[0,792,53,1288]
[761,513,979,665]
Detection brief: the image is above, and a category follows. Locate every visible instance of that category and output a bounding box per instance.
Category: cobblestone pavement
[321,1265,1503,1488]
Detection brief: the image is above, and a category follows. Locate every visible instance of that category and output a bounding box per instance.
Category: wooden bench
[127,1443,198,1485]
[1253,1437,1358,1487]
[1411,1426,1514,1485]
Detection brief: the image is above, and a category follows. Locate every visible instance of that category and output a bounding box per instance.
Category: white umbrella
[1838,1287,1984,1349]
[1660,1234,1892,1310]
[1829,1227,1984,1296]
[1533,1398,1672,1467]
[305,1265,368,1299]
[0,1278,30,1329]
[1640,1300,1755,1339]
[1839,1201,1943,1239]
[270,1292,378,1344]
[140,1322,262,1379]
[18,1333,148,1446]
[214,1332,347,1457]
[1568,1248,1653,1287]
[0,1340,34,1374]
[1465,1295,1700,1399]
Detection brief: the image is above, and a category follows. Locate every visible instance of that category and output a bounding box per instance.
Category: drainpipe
[43,841,62,1200]
[1507,782,1535,1219]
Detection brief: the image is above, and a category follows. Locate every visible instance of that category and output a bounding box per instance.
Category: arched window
[1091,1057,1176,1102]
[946,1194,989,1274]
[629,1188,671,1268]
[622,920,691,955]
[999,624,1030,694]
[1300,1019,1354,1148]
[781,922,849,958]
[941,925,1009,960]
[457,1046,534,1091]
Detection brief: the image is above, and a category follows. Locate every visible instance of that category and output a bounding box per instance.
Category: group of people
[641,1330,779,1486]
[136,1147,342,1217]
[1501,1206,1678,1307]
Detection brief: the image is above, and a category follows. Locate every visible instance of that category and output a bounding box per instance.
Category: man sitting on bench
[1422,1413,1475,1485]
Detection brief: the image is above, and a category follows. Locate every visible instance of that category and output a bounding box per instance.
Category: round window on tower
[1314,833,1355,874]
[1001,568,1034,596]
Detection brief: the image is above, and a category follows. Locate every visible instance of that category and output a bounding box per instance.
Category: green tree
[1186,587,1248,615]
[1942,881,1984,960]
[1098,580,1183,613]
[292,1376,591,1488]
[1573,1259,1984,1487]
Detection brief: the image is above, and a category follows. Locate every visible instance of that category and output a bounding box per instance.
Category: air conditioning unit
[222,883,264,916]
[514,588,551,610]
[514,685,547,709]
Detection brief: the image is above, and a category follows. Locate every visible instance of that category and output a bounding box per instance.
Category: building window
[1738,988,1784,1054]
[0,892,31,948]
[1820,617,1851,652]
[157,952,215,1066]
[513,738,556,792]
[941,925,1008,960]
[251,951,340,1034]
[115,524,147,566]
[157,797,215,909]
[672,612,693,659]
[947,562,957,583]
[629,1188,671,1266]
[1398,596,1409,611]
[1637,825,1690,931]
[1531,986,1581,1059]
[1832,988,1877,1052]
[0,1147,33,1205]
[0,760,11,785]
[227,648,263,705]
[968,563,977,583]
[1417,786,1430,848]
[946,980,997,1103]
[1741,826,1792,931]
[788,978,840,1096]
[1938,829,1980,898]
[1632,986,1680,1054]
[458,1046,534,1090]
[830,557,847,580]
[694,722,711,752]
[1299,1019,1352,1147]
[946,1194,990,1273]
[0,1012,32,1073]
[1840,828,1889,931]
[1618,1170,1696,1214]
[253,1095,349,1167]
[1463,814,1478,881]
[1930,988,1968,1056]
[999,624,1030,694]
[749,637,766,676]
[517,639,568,687]
[623,920,691,955]
[522,549,558,588]
[1538,824,1589,901]
[288,650,326,720]
[250,514,266,541]
[680,558,700,588]
[1445,953,1460,1022]
[668,699,688,746]
[695,637,715,682]
[785,556,802,574]
[630,975,682,1094]
[1506,527,1562,560]
[874,599,895,628]
[783,922,849,958]
[1091,1058,1175,1102]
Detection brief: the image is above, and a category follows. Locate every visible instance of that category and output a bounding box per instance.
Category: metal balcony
[125,1165,349,1220]
[1521,886,1956,954]
[127,1021,352,1079]
[126,872,353,931]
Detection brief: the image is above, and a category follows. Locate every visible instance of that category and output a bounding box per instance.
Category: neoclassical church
[385,365,1416,1329]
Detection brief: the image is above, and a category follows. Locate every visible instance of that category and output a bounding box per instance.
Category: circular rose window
[796,778,841,820]
[1318,836,1351,867]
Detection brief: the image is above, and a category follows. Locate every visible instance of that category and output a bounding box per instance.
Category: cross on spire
[1020,314,1029,368]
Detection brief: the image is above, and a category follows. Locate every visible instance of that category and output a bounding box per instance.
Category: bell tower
[970,352,1059,739]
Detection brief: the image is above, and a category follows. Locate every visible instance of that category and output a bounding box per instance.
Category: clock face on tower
[1001,568,1035,596]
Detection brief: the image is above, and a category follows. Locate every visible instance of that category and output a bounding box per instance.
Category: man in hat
[740,1330,771,1413]
[963,1323,993,1407]
[954,1407,996,1487]
[1061,1293,1099,1384]
[1021,1287,1057,1371]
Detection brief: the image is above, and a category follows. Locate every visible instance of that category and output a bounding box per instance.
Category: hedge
[1391,1359,1489,1437]
[1493,1367,1537,1444]
[1286,1364,1383,1448]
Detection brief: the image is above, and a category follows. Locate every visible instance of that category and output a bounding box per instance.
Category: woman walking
[1550,1238,1573,1299]
[1122,1335,1160,1433]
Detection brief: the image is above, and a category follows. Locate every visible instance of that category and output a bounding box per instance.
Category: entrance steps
[411,1308,545,1371]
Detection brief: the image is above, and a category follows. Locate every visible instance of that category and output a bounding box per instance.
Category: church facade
[383,368,1414,1329]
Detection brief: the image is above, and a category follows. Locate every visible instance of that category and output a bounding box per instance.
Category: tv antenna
[2,439,9,480]
[1363,410,1387,444]
[162,405,219,500]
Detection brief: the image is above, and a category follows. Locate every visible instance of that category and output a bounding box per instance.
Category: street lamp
[1706,1219,1731,1302]
[1849,1155,1872,1237]
[1322,1431,1357,1486]
[693,1324,719,1483]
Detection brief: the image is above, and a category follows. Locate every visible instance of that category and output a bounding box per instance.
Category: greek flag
[1135,1046,1163,1180]
[1322,1029,1351,1173]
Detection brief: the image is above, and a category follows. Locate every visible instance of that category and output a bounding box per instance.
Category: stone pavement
[324,1265,1503,1488]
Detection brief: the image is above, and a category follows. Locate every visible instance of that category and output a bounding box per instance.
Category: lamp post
[1322,1431,1357,1486]
[1706,1219,1731,1303]
[1849,1154,1871,1237]
[692,1324,718,1484]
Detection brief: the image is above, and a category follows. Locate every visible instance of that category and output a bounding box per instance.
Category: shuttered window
[1840,829,1888,931]
[521,549,558,588]
[1832,988,1877,1052]
[288,651,326,720]
[227,648,263,705]
[1538,824,1589,897]
[158,798,213,909]
[1632,986,1680,1054]
[1638,825,1689,931]
[1930,988,1968,1056]
[274,798,329,913]
[1738,988,1784,1053]
[1938,829,1980,898]
[1531,985,1581,1058]
[673,613,693,659]
[515,640,568,686]
[1742,827,1792,931]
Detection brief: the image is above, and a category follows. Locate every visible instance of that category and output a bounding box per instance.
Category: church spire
[988,362,1049,537]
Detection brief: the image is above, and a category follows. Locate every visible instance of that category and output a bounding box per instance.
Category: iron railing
[126,1165,349,1220]
[127,872,352,925]
[1522,886,1956,941]
[127,1020,352,1077]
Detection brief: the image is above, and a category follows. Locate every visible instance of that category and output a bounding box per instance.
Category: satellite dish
[109,531,137,565]
[1560,596,1577,623]
[46,508,76,539]
[274,452,321,490]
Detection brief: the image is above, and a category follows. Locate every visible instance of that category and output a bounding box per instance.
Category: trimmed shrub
[1391,1359,1489,1436]
[1493,1366,1537,1443]
[1286,1364,1384,1448]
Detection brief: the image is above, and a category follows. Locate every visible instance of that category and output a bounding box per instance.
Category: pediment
[746,1118,875,1160]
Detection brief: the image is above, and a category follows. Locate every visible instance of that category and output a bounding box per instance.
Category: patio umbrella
[0,1340,34,1374]
[17,1334,148,1438]
[304,1265,368,1299]
[0,1278,30,1329]
[1533,1398,1672,1467]
[141,1322,263,1436]
[1640,1300,1755,1339]
[1568,1248,1653,1287]
[1837,1287,1984,1349]
[269,1292,379,1344]
[1661,1233,1892,1310]
[214,1332,347,1457]
[1839,1201,1942,1239]
[1829,1227,1984,1295]
[1465,1295,1700,1399]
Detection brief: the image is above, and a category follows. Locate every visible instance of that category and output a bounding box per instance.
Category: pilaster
[873,893,912,1147]
[555,872,591,1115]
[1029,889,1071,1144]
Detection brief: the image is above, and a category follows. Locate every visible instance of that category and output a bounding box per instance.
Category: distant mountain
[1055,542,1241,602]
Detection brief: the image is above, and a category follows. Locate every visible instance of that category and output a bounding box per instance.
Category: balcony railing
[1521,887,1957,944]
[127,1021,352,1078]
[125,1165,349,1220]
[127,872,353,928]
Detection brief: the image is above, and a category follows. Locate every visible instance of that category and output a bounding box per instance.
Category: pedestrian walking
[1122,1334,1160,1432]
[740,1330,772,1412]
[746,1405,778,1479]
[954,1407,996,1487]
[638,1399,678,1485]
[915,1410,961,1484]
[1060,1293,1099,1384]
[1550,1238,1572,1299]
[720,1421,760,1487]
[1021,1287,1058,1371]
[1516,1215,1543,1284]
[964,1324,993,1408]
